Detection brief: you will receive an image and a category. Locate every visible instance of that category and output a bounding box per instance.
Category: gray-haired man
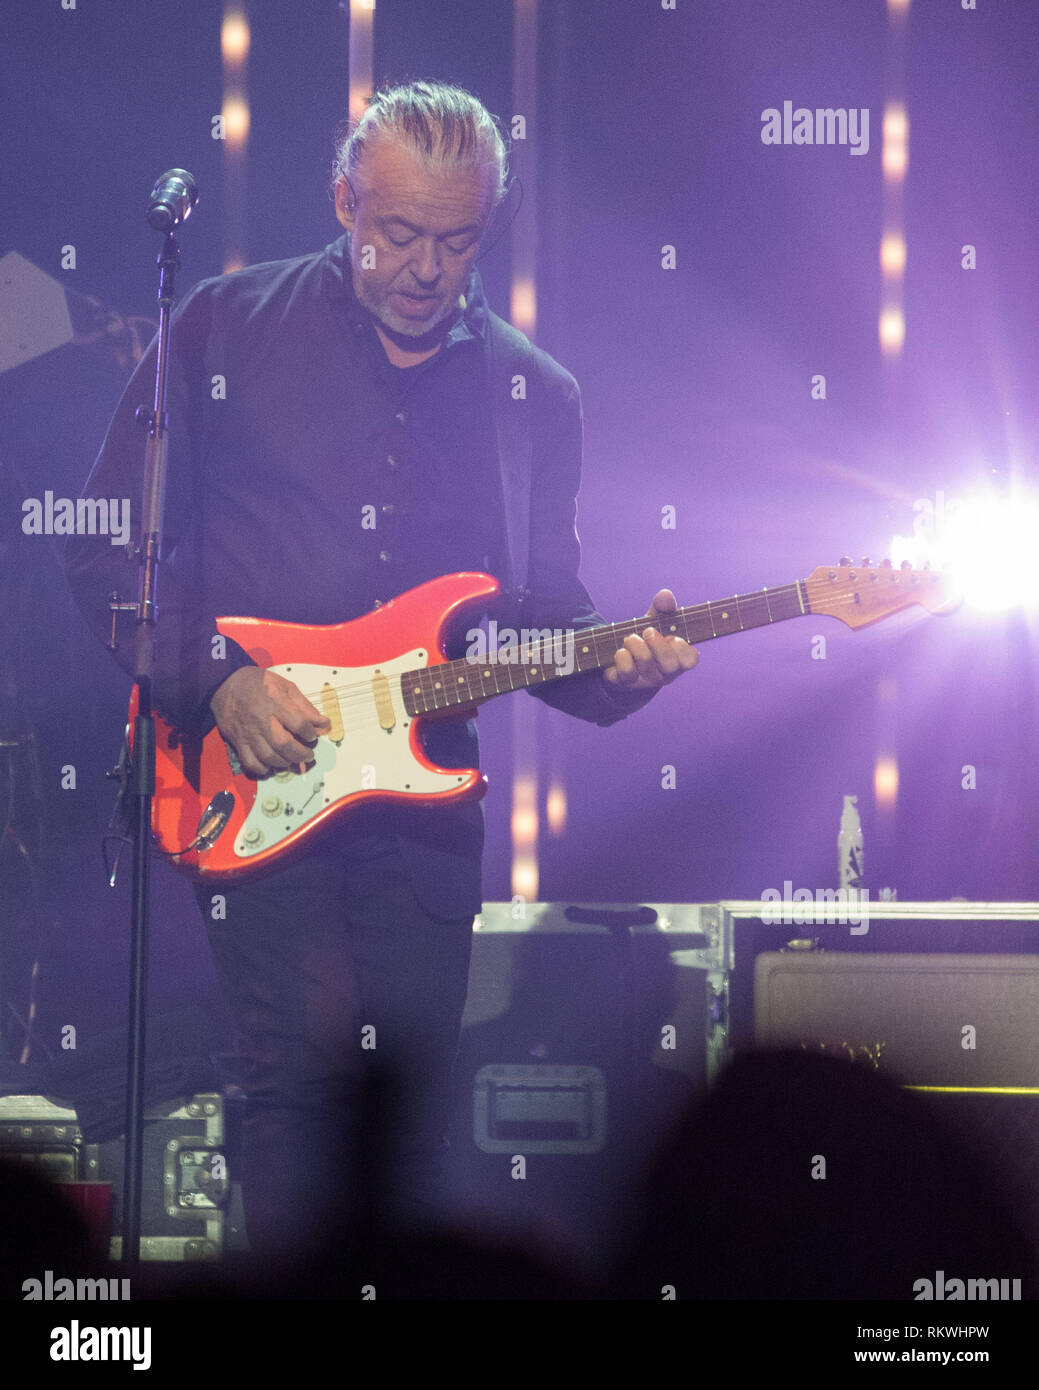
[66,80,696,1269]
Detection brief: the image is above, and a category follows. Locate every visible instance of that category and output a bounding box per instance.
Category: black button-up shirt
[65,233,650,736]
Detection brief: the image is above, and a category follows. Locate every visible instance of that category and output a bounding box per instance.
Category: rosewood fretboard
[401,581,809,716]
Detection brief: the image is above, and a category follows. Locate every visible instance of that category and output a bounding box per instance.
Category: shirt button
[379,550,391,563]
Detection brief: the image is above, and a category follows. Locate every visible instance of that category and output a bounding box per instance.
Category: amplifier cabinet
[754,950,1039,1087]
[747,919,1039,1252]
[716,899,1039,1059]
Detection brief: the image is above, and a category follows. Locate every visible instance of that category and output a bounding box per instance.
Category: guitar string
[288,579,923,709]
[287,584,928,714]
[212,578,938,757]
[214,578,934,720]
[287,583,811,705]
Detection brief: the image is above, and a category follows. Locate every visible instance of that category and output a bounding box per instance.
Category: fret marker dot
[434,682,441,689]
[722,611,729,619]
[483,670,491,678]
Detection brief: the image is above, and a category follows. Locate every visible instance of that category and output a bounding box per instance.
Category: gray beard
[353,271,458,339]
[358,284,460,339]
[345,230,464,337]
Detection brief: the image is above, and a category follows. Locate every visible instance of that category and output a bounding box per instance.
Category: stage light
[222,96,250,150]
[512,857,538,900]
[874,753,899,813]
[879,304,905,355]
[348,0,376,127]
[511,773,539,900]
[512,805,538,840]
[890,489,1039,612]
[882,102,908,182]
[510,277,536,336]
[221,11,250,67]
[546,781,567,835]
[880,231,906,278]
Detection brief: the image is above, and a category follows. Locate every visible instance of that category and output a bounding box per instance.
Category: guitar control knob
[273,769,294,782]
[243,827,263,846]
[261,796,283,817]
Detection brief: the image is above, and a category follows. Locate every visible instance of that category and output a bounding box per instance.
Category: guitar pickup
[371,671,395,731]
[319,682,345,742]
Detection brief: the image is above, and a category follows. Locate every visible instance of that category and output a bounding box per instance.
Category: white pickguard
[233,650,470,861]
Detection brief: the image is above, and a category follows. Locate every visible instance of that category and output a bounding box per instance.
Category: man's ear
[334,175,357,233]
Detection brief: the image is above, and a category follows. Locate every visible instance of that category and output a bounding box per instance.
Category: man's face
[335,137,496,340]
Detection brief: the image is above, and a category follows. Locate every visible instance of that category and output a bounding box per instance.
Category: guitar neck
[402,579,808,717]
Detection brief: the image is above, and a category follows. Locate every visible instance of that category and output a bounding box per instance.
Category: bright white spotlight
[890,490,1039,612]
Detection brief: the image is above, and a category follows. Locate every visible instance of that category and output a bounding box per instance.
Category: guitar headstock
[804,557,959,629]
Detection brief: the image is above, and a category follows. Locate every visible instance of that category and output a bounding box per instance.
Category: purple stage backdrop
[1,0,1037,1119]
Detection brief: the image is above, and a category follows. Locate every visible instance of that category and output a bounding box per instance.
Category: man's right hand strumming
[209,666,332,778]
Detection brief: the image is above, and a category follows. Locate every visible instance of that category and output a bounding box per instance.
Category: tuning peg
[839,556,852,566]
[861,556,872,568]
[922,559,931,570]
[900,559,912,570]
[880,558,892,568]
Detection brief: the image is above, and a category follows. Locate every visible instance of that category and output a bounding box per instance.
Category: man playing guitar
[65,80,696,1267]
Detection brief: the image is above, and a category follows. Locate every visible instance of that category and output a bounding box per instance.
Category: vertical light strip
[874,752,899,814]
[877,2,910,842]
[510,0,540,901]
[511,775,540,902]
[220,4,250,273]
[879,0,910,357]
[348,0,375,130]
[510,0,537,334]
[874,676,899,834]
[546,781,567,836]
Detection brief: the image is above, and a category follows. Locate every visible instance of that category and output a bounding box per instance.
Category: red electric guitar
[129,561,956,880]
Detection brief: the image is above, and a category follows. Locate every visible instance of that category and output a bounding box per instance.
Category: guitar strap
[484,312,536,609]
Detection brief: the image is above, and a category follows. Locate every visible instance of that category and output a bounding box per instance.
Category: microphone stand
[119,229,181,1278]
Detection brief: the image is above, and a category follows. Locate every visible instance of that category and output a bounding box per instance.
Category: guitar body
[133,571,499,881]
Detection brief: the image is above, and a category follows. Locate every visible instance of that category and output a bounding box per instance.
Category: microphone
[146,169,199,231]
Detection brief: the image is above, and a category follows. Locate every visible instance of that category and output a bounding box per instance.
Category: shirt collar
[322,232,488,345]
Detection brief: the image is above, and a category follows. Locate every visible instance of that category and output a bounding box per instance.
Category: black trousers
[195,827,475,1263]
